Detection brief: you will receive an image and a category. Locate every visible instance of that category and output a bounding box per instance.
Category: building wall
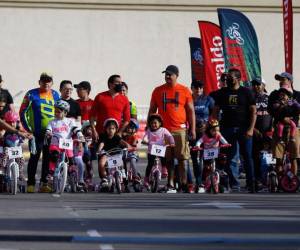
[0,0,299,109]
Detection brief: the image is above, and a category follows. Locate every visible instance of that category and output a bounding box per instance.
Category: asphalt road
[0,157,300,250]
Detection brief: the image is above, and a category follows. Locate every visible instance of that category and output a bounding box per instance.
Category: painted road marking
[86,230,114,250]
[190,202,244,209]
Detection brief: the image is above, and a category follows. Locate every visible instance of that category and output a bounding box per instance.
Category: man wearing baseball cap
[268,72,300,176]
[19,72,60,193]
[148,65,196,193]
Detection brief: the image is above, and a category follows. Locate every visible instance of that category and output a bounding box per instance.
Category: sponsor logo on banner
[198,21,225,95]
[226,23,245,45]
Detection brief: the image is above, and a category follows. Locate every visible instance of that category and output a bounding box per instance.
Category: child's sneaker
[166,186,177,194]
[188,184,194,193]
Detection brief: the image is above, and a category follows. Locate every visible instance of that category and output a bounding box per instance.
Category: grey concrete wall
[0,2,299,108]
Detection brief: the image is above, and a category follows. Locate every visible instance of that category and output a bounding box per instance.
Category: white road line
[52,194,60,198]
[87,230,102,237]
[86,229,114,250]
[190,202,244,209]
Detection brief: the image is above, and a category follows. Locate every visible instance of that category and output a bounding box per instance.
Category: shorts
[166,129,190,161]
[272,127,300,159]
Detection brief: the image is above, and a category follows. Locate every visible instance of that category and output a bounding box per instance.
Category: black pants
[27,136,50,186]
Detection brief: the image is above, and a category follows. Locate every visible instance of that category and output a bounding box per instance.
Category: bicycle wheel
[8,162,18,195]
[115,171,122,194]
[54,163,68,194]
[210,173,219,194]
[151,171,159,193]
[280,175,299,193]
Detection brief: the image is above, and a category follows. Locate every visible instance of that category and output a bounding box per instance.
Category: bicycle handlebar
[191,144,231,151]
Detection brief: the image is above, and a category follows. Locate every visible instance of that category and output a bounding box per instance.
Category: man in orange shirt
[149,65,196,193]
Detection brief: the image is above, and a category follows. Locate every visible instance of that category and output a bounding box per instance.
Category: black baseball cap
[251,77,266,85]
[74,81,91,91]
[40,72,53,82]
[162,65,179,76]
[191,80,204,88]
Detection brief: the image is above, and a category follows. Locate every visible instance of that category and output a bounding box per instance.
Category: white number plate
[59,138,73,150]
[107,154,123,169]
[7,146,23,159]
[150,144,166,157]
[265,153,276,164]
[204,148,219,160]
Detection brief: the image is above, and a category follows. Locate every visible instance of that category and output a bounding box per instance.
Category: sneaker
[39,183,52,193]
[27,185,35,193]
[124,185,131,193]
[166,187,177,194]
[188,184,194,193]
[198,185,205,194]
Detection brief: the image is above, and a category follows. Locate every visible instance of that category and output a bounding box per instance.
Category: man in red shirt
[75,81,94,123]
[90,75,130,140]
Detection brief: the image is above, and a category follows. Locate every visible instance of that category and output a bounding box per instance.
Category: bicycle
[192,144,231,194]
[125,148,142,192]
[100,148,127,194]
[146,144,169,193]
[0,145,23,195]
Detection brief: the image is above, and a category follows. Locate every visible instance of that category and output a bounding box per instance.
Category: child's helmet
[207,119,219,129]
[129,119,139,130]
[147,113,163,127]
[4,110,19,123]
[103,118,119,129]
[55,100,70,112]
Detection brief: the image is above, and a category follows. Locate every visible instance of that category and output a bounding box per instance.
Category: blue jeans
[230,143,241,186]
[221,127,255,187]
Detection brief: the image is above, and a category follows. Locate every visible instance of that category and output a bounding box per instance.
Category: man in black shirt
[59,80,81,122]
[212,68,257,192]
[267,72,299,176]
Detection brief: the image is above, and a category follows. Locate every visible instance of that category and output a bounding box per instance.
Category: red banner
[283,0,293,74]
[198,21,225,95]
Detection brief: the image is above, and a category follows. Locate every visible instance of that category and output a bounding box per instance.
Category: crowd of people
[0,66,299,194]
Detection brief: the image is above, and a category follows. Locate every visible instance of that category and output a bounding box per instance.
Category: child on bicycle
[122,119,139,184]
[81,121,95,187]
[45,100,84,192]
[196,119,230,191]
[0,111,26,183]
[97,118,132,189]
[142,113,175,188]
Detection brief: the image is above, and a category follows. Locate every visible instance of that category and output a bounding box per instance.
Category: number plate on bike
[59,138,73,150]
[204,148,219,160]
[107,154,123,169]
[7,146,23,159]
[265,153,276,164]
[150,145,166,157]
